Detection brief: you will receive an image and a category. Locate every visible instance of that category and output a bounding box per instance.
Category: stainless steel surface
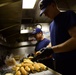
[30,68,62,75]
[0,67,61,75]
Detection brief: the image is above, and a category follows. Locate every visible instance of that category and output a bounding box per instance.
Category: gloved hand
[35,51,41,56]
[31,47,54,61]
[27,53,34,57]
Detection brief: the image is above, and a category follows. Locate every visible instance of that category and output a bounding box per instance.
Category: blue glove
[32,47,54,61]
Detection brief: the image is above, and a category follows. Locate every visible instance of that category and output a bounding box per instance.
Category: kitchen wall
[0,46,8,66]
[0,39,10,66]
[10,46,35,58]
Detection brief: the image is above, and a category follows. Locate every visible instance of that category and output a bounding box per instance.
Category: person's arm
[46,42,52,48]
[35,41,52,55]
[52,26,76,53]
[31,26,76,60]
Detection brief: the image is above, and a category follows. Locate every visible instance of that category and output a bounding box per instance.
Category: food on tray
[25,66,31,72]
[23,59,33,64]
[28,65,34,72]
[20,67,28,75]
[37,63,47,70]
[16,64,22,67]
[15,71,21,75]
[12,58,47,75]
[33,62,41,72]
[5,73,13,75]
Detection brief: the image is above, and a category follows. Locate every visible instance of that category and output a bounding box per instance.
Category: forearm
[52,37,76,53]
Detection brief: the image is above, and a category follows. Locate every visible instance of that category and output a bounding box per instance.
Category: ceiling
[0,0,76,45]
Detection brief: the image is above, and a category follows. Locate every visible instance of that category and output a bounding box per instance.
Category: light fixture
[35,23,42,29]
[22,0,36,9]
[20,29,29,34]
[60,10,65,12]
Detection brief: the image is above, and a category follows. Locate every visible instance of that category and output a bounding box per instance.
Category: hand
[35,51,41,56]
[38,47,54,58]
[31,47,54,61]
[27,53,34,57]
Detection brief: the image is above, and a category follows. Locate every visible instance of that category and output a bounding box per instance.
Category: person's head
[39,0,60,19]
[32,28,43,41]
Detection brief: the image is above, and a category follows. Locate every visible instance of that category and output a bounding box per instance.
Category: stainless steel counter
[0,68,62,75]
[29,68,62,75]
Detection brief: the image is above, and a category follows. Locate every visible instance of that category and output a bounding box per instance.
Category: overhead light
[20,29,29,34]
[19,42,28,45]
[60,10,65,12]
[36,24,42,29]
[22,0,36,9]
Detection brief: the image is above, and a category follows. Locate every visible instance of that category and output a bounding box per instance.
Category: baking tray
[0,69,62,75]
[29,68,62,75]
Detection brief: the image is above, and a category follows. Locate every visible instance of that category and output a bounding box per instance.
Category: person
[31,27,54,69]
[34,0,76,75]
[32,28,51,52]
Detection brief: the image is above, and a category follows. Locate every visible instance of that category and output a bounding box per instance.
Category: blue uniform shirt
[35,38,50,52]
[50,10,76,74]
